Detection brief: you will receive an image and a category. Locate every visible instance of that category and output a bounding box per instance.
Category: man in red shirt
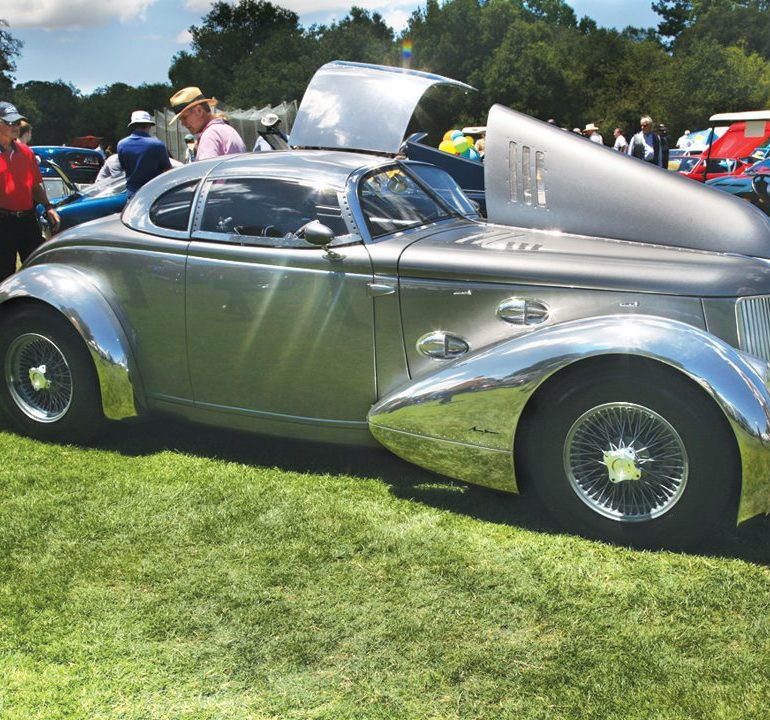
[0,101,60,281]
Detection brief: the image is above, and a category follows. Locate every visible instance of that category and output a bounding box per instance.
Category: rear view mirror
[301,220,335,247]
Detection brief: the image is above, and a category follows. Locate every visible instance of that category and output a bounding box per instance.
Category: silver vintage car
[2,62,770,546]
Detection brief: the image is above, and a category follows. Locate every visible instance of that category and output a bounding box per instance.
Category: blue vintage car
[37,159,128,237]
[706,157,770,215]
[33,145,104,184]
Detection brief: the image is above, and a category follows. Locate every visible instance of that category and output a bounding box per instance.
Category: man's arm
[31,182,60,231]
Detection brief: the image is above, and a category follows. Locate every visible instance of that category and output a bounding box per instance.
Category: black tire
[516,361,739,548]
[0,306,104,444]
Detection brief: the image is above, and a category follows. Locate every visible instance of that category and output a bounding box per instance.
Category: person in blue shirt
[117,111,171,198]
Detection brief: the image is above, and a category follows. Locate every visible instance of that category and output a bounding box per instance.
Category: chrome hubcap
[5,333,73,422]
[564,402,688,522]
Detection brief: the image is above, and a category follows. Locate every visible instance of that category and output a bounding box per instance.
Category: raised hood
[484,104,770,258]
[290,61,474,155]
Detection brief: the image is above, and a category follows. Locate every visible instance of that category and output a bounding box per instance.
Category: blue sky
[5,1,660,95]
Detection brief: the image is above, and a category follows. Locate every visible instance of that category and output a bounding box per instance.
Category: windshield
[747,158,770,175]
[405,163,479,218]
[82,176,127,198]
[358,165,453,239]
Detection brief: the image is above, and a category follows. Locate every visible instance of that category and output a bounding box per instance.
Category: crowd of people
[0,84,295,281]
[570,115,672,168]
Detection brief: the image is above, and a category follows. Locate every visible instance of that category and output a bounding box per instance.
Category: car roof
[32,145,102,154]
[709,111,770,123]
[203,149,387,184]
[123,149,392,235]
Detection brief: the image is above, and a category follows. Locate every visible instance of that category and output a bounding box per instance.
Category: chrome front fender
[0,265,140,421]
[368,315,770,522]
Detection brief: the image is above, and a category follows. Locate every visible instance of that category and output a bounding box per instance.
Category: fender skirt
[0,264,140,421]
[368,315,770,523]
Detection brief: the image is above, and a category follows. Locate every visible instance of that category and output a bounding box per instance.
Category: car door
[185,175,377,424]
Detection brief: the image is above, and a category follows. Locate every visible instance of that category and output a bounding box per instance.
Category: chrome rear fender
[368,315,770,522]
[0,265,140,421]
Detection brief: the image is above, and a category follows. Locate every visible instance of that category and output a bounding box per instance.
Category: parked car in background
[42,172,128,238]
[32,145,104,185]
[680,112,770,182]
[1,61,770,549]
[38,157,183,238]
[707,157,770,215]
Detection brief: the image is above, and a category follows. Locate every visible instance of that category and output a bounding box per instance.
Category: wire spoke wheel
[5,332,74,422]
[564,402,688,522]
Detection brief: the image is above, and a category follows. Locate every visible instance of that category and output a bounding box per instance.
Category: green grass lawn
[1,417,769,719]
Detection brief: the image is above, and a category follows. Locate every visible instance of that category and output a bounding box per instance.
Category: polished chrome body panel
[0,265,138,420]
[368,315,770,520]
[290,61,474,155]
[485,104,770,258]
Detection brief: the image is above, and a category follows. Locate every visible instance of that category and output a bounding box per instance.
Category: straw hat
[169,87,217,124]
[584,123,599,132]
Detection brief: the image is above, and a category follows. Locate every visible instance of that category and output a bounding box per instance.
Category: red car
[681,111,770,182]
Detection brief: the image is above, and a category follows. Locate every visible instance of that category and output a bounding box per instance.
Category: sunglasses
[1,119,22,127]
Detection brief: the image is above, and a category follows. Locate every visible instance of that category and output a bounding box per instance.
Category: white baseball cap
[128,110,155,128]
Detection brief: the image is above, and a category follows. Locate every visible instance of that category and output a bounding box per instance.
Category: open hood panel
[484,104,770,258]
[290,61,475,155]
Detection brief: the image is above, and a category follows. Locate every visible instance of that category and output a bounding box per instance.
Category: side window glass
[149,181,198,231]
[199,178,352,247]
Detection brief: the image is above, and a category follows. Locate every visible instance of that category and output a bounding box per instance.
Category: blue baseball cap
[0,102,26,123]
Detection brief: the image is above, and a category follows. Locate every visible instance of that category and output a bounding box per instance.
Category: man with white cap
[0,100,59,280]
[117,110,171,198]
[253,112,288,152]
[168,86,246,161]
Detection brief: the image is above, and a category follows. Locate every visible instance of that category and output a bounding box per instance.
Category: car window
[748,159,770,175]
[149,180,198,231]
[358,166,452,239]
[406,164,478,218]
[199,178,351,247]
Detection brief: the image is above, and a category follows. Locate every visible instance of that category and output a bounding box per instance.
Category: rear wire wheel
[0,306,104,444]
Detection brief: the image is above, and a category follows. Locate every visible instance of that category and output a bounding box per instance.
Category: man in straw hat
[117,110,172,198]
[584,122,603,145]
[169,87,246,161]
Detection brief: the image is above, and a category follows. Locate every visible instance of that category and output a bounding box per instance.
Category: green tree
[226,27,316,107]
[168,0,304,103]
[13,80,80,144]
[314,7,397,67]
[652,0,693,43]
[0,19,22,97]
[679,1,770,58]
[661,40,770,133]
[75,82,172,147]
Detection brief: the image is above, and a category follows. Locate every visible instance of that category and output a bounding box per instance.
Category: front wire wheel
[517,361,739,548]
[564,402,688,522]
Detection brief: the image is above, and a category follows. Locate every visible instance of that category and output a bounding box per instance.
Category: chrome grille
[737,296,770,362]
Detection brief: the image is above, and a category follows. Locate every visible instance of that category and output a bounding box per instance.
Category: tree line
[1,0,769,147]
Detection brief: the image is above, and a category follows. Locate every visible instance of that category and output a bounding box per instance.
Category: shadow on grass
[7,413,770,565]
